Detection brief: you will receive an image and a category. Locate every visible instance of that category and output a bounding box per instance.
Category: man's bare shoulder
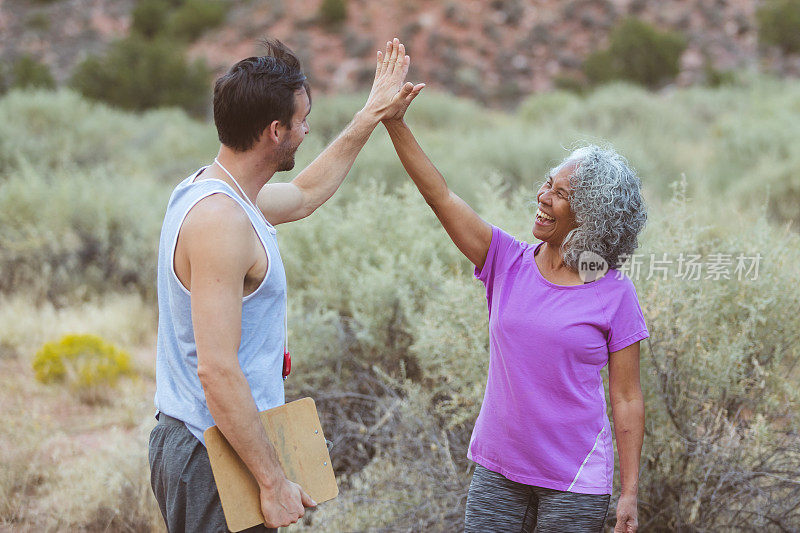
[181,193,254,262]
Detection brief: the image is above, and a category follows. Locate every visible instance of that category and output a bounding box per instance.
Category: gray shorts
[465,464,610,533]
[148,413,275,533]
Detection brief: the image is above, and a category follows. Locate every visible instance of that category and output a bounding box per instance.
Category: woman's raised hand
[362,38,425,123]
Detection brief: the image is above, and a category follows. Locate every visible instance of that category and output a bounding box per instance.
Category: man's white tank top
[154,167,286,445]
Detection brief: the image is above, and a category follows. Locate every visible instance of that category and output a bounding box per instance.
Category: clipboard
[204,397,339,532]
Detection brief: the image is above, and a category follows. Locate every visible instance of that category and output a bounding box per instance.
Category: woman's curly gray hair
[549,144,647,270]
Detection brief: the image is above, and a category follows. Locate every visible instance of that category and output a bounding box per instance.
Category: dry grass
[0,294,162,531]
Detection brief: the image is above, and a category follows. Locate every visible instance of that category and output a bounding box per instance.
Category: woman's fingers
[406,83,425,104]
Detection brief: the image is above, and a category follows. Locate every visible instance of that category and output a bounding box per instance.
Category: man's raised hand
[362,38,425,123]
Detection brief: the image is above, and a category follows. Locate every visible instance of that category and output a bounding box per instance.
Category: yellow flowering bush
[32,334,135,399]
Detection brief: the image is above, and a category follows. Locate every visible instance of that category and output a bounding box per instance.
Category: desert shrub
[168,0,227,41]
[318,0,347,27]
[632,182,800,530]
[25,11,51,32]
[0,89,218,178]
[0,162,163,302]
[10,55,55,90]
[33,334,134,394]
[283,175,800,531]
[130,0,173,38]
[132,0,225,41]
[2,81,800,530]
[584,18,687,89]
[70,34,210,116]
[518,90,580,122]
[757,0,800,54]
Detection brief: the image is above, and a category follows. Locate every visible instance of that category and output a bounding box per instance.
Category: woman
[383,106,648,532]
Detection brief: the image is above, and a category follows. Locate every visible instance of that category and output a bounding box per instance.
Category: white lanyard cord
[213,158,289,356]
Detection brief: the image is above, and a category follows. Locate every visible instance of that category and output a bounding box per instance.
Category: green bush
[132,0,225,42]
[168,0,227,42]
[33,334,135,402]
[584,18,687,89]
[757,0,800,54]
[318,0,347,27]
[3,81,800,529]
[130,0,173,38]
[70,35,210,116]
[282,180,800,531]
[10,55,55,90]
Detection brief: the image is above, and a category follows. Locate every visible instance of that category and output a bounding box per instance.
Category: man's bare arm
[258,38,423,225]
[256,112,380,224]
[182,194,313,527]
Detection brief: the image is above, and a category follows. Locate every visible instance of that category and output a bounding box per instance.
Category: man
[149,38,424,532]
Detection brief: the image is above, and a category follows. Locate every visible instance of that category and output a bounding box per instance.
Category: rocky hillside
[1,0,798,103]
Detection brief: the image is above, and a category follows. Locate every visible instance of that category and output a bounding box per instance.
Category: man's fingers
[393,43,405,74]
[387,37,399,70]
[375,50,383,76]
[381,41,391,73]
[400,54,410,79]
[300,487,317,508]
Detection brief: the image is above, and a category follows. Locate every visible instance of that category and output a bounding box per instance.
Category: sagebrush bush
[318,0,347,27]
[70,34,210,116]
[168,0,227,41]
[0,162,163,301]
[584,18,686,89]
[130,0,173,38]
[2,83,800,530]
[632,181,800,530]
[757,0,800,54]
[33,334,135,401]
[284,178,800,531]
[10,55,55,90]
[133,0,226,42]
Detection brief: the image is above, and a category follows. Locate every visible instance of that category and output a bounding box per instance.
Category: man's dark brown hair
[213,39,310,152]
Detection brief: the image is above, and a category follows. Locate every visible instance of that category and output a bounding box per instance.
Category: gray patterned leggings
[465,464,611,533]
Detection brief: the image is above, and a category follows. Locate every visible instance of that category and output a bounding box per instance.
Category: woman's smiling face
[533,162,580,244]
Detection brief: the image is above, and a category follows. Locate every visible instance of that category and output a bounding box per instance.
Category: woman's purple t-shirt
[469,226,649,495]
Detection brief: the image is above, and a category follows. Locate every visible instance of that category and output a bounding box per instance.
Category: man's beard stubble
[276,139,298,172]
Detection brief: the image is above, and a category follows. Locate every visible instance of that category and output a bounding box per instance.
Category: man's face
[276,88,311,172]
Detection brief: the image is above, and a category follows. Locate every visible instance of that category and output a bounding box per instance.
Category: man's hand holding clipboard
[204,398,338,532]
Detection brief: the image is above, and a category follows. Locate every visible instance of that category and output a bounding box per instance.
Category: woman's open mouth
[535,208,555,226]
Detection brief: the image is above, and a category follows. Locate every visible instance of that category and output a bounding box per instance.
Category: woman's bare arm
[609,340,645,532]
[384,120,492,269]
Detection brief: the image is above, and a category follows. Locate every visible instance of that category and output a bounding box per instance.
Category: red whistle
[282,349,291,379]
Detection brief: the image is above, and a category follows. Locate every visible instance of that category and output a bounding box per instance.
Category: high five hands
[362,37,426,123]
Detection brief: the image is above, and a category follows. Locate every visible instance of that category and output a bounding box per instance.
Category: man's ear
[263,120,282,145]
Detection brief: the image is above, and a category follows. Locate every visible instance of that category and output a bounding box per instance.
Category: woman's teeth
[536,209,555,223]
